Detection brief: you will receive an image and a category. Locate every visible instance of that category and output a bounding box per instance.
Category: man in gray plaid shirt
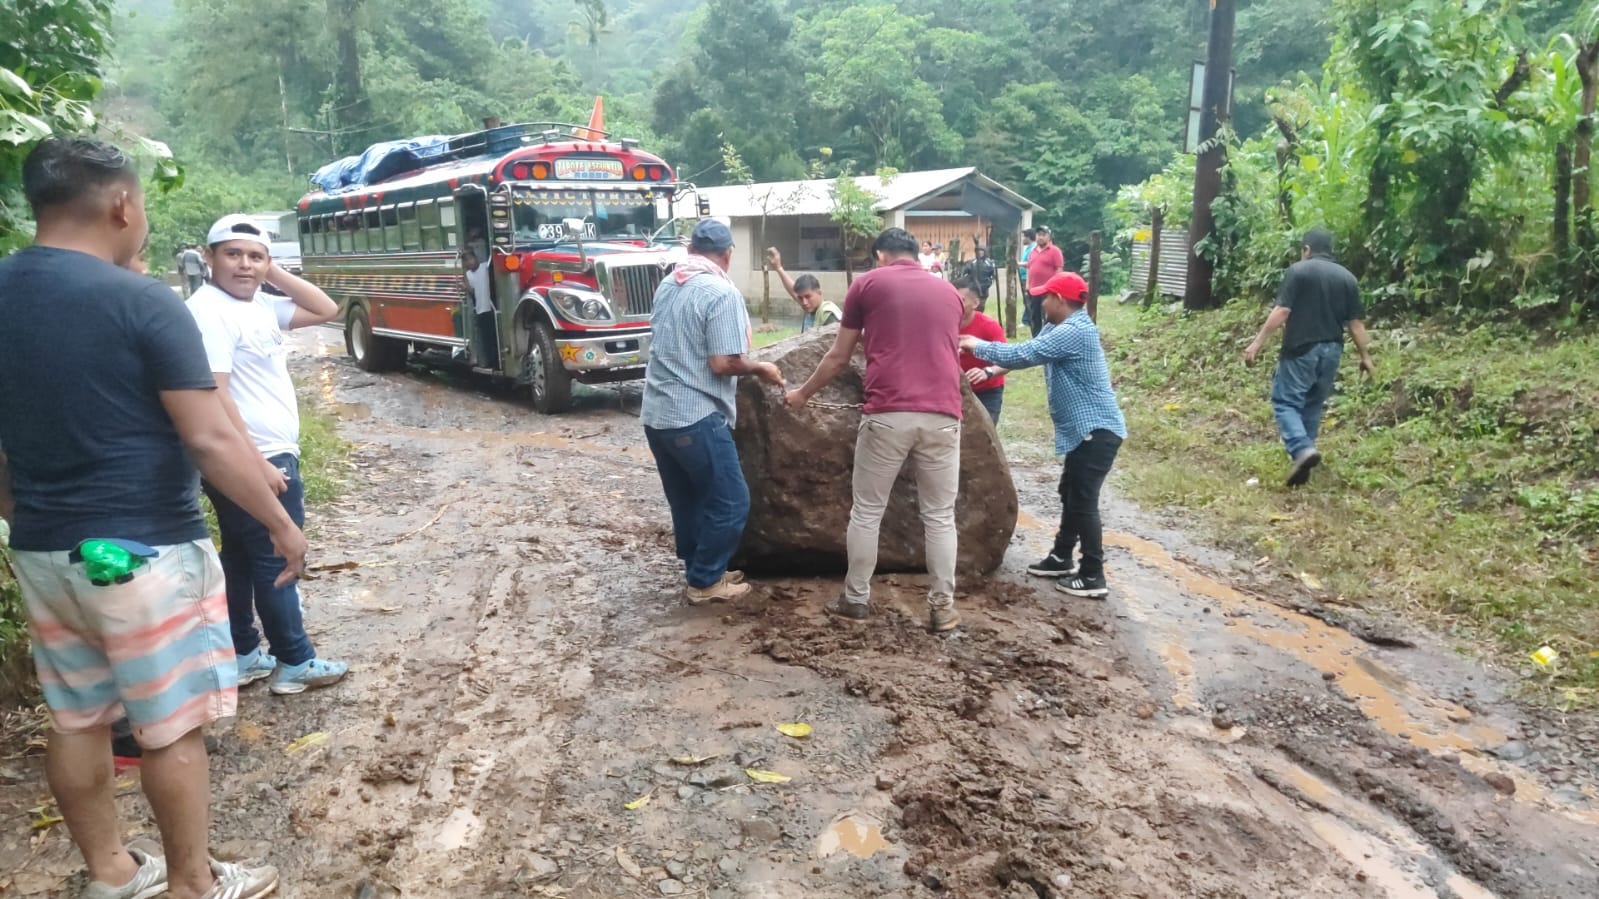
[642,219,785,605]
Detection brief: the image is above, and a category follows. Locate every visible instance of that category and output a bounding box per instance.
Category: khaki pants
[845,412,961,607]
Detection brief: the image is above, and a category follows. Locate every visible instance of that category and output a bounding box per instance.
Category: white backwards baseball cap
[206,213,272,252]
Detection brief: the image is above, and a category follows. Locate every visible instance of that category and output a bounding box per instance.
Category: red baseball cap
[1031,271,1089,301]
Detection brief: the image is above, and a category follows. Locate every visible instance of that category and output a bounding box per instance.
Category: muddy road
[4,331,1599,899]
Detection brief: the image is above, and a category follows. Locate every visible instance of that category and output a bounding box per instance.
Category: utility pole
[1184,0,1236,310]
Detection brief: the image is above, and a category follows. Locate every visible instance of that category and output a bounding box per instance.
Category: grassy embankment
[1094,300,1598,695]
[0,399,349,705]
[759,304,1599,694]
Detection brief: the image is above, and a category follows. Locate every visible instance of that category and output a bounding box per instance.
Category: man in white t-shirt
[186,213,349,696]
[462,247,498,368]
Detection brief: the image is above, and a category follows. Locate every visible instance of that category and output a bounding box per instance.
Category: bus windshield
[510,187,658,244]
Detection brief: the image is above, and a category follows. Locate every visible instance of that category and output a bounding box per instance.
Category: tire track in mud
[6,339,1598,899]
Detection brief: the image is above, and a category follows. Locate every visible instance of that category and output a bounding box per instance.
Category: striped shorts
[13,538,238,750]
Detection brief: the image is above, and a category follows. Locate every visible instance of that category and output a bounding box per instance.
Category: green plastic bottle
[80,540,146,585]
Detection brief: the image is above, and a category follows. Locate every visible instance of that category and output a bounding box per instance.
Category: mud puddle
[3,331,1598,899]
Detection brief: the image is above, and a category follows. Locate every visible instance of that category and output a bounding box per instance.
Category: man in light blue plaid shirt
[642,219,785,605]
[962,271,1126,599]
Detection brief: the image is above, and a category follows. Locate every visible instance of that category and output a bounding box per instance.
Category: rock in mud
[731,328,1019,576]
[1484,772,1517,795]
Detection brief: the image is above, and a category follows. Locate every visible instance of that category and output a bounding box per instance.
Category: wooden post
[1004,227,1021,338]
[1147,208,1163,304]
[1184,0,1235,310]
[1087,231,1102,322]
[1557,143,1574,318]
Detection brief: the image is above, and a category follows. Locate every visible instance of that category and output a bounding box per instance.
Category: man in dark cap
[642,219,784,605]
[1244,228,1374,487]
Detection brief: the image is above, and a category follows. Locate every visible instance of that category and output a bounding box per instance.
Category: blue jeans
[1024,295,1043,337]
[203,453,315,666]
[645,414,750,589]
[975,386,1003,424]
[1271,342,1341,459]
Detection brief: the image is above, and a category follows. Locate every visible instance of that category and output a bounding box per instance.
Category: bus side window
[317,215,331,255]
[440,199,458,248]
[336,212,354,254]
[380,205,400,251]
[361,208,381,254]
[418,200,442,251]
[399,203,421,250]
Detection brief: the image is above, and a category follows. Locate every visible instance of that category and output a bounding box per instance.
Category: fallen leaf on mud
[308,561,359,573]
[285,732,330,754]
[669,754,719,766]
[623,792,653,810]
[745,769,792,784]
[615,847,643,879]
[377,606,400,613]
[1298,572,1324,590]
[775,723,812,739]
[28,806,62,830]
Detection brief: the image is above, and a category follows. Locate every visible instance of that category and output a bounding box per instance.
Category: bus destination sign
[555,158,625,181]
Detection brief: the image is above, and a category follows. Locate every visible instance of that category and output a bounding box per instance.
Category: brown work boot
[824,596,870,622]
[928,598,961,633]
[686,578,751,606]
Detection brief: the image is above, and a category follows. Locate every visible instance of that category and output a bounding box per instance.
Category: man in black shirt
[1244,229,1374,486]
[961,245,997,309]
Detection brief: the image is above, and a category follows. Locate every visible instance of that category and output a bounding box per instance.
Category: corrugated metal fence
[1128,228,1193,300]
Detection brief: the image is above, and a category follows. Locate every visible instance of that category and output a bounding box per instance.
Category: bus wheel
[527,320,573,414]
[347,306,405,372]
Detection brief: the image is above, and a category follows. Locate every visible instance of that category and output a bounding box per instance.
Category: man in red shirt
[786,228,965,633]
[1025,226,1065,337]
[953,276,1007,423]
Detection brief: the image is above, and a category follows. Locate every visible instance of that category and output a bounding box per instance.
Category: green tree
[801,5,958,169]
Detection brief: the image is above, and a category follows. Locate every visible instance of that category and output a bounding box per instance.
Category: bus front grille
[606,262,665,320]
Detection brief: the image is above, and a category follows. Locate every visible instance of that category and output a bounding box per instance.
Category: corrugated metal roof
[691,167,1042,219]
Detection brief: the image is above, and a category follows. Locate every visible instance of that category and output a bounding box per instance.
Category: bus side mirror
[563,218,586,240]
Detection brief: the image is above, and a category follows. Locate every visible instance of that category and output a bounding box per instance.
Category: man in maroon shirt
[1025,226,1065,337]
[786,228,965,633]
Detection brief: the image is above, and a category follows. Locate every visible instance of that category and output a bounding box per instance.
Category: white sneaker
[81,848,166,899]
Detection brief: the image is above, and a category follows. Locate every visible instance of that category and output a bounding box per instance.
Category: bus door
[453,186,503,373]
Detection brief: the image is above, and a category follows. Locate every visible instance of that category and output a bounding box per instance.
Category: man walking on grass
[187,213,350,696]
[963,272,1126,599]
[642,220,784,605]
[786,228,966,633]
[1244,228,1374,487]
[0,137,300,899]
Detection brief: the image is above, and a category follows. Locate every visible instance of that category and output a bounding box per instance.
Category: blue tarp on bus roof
[309,135,454,194]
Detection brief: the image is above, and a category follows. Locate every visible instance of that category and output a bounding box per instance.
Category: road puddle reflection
[816,814,891,859]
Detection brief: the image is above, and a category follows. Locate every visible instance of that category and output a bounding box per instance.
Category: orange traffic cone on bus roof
[574,96,605,141]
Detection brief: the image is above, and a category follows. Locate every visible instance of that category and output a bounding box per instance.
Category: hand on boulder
[965,368,988,386]
[754,361,786,387]
[784,389,808,410]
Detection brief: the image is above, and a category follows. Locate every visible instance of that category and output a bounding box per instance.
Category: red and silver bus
[295,114,691,412]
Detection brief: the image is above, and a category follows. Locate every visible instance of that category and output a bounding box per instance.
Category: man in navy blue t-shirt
[0,138,302,899]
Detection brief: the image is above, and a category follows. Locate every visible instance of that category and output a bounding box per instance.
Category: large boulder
[731,326,1019,576]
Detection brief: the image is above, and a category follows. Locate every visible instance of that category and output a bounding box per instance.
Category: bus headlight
[549,288,614,323]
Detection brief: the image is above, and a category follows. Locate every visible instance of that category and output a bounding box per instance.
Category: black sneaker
[824,597,871,622]
[1286,449,1322,487]
[1057,573,1109,599]
[1027,553,1079,578]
